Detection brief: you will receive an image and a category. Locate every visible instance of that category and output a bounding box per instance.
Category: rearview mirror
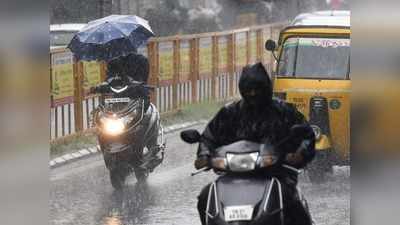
[180,129,201,144]
[265,39,278,61]
[265,39,277,52]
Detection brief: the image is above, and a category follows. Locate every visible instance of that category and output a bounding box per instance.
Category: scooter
[180,125,311,225]
[91,76,165,189]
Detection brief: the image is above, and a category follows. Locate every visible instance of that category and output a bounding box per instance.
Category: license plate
[224,205,254,222]
[105,97,130,103]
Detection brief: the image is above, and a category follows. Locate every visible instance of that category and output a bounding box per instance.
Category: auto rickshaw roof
[291,10,350,27]
[278,11,350,45]
[277,25,350,45]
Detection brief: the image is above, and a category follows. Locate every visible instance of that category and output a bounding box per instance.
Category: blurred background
[50,0,349,36]
[352,1,400,225]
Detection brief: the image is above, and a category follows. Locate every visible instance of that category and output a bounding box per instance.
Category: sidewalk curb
[50,120,208,169]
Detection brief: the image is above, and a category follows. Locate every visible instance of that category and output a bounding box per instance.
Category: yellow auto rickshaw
[265,11,350,182]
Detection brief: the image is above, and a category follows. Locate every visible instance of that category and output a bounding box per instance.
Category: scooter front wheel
[134,167,149,182]
[109,168,127,190]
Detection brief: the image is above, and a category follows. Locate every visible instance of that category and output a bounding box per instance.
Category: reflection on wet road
[96,167,215,225]
[50,124,349,225]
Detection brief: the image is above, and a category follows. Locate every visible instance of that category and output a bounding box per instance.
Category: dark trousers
[197,175,312,225]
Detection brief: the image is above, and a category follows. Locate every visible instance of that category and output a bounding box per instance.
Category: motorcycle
[91,75,165,189]
[180,125,311,225]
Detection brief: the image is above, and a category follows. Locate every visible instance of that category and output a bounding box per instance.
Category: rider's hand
[285,152,304,167]
[89,86,97,94]
[194,155,209,170]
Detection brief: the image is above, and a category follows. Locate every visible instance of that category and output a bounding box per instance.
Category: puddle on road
[97,170,214,225]
[51,163,349,225]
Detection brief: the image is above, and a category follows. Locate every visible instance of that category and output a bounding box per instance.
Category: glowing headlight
[226,152,259,172]
[311,125,322,140]
[101,117,125,136]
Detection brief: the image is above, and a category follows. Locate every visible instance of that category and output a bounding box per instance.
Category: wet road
[50,124,349,225]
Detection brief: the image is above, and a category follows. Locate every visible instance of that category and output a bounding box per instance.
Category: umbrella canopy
[67,15,154,61]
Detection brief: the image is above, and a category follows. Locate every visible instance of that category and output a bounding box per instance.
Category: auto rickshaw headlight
[311,125,322,140]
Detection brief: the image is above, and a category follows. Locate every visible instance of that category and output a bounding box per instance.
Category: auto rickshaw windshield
[278,37,350,79]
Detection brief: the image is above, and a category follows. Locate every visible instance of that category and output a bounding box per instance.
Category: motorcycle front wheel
[109,168,127,190]
[134,167,149,182]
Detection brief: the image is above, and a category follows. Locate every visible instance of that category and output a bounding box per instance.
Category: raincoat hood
[107,53,149,83]
[238,62,273,108]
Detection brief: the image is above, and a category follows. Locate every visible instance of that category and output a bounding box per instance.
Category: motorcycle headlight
[311,125,322,140]
[226,152,259,172]
[101,117,125,136]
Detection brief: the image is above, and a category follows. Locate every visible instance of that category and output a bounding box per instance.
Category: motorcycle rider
[196,62,315,225]
[105,52,151,111]
[106,52,149,82]
[92,52,162,174]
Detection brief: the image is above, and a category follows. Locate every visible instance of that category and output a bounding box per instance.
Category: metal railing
[50,23,286,140]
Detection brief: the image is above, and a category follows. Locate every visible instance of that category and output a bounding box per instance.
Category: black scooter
[180,125,311,225]
[92,76,165,189]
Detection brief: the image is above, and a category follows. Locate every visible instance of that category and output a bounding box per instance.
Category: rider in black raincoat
[106,53,151,110]
[107,53,149,83]
[196,62,315,225]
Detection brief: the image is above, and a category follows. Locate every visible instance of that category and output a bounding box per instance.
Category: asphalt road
[50,124,350,225]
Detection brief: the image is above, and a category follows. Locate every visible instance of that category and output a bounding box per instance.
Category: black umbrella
[67,15,154,61]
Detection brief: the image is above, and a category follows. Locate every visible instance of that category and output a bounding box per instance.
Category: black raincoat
[198,62,315,167]
[107,53,149,83]
[196,62,315,225]
[106,53,151,109]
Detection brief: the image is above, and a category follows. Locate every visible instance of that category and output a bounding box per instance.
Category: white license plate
[224,205,254,222]
[105,97,130,103]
